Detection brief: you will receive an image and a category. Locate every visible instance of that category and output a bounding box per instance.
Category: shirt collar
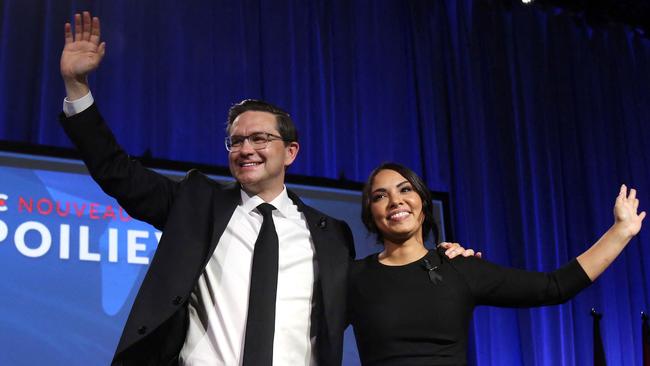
[240,186,292,217]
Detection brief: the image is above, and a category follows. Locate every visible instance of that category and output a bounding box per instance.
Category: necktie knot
[257,203,276,218]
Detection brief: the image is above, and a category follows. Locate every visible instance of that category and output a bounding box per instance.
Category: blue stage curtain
[1,0,649,364]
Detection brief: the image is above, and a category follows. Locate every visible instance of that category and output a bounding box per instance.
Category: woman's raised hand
[613,184,646,238]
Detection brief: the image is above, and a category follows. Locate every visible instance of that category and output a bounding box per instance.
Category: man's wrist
[63,77,90,101]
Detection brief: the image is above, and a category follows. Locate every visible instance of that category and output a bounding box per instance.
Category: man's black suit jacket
[60,104,356,366]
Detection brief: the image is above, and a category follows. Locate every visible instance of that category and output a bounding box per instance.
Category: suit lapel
[204,181,241,267]
[287,190,340,340]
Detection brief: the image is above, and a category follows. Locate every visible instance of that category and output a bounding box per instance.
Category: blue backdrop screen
[0,149,447,366]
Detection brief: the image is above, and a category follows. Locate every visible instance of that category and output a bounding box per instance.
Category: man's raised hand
[60,11,106,99]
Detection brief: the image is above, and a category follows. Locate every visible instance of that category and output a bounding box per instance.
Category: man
[59,12,473,366]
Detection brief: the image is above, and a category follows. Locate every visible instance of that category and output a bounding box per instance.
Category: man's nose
[238,138,256,154]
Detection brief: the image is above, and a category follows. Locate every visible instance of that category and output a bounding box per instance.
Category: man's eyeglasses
[224,132,288,152]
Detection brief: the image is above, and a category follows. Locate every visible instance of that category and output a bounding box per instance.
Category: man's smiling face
[227,110,298,199]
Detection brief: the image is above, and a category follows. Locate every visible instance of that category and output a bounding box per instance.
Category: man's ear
[284,141,299,166]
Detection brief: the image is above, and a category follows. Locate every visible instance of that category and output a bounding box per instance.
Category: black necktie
[243,203,279,366]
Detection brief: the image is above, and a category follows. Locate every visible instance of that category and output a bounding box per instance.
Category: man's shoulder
[286,188,356,257]
[285,189,339,219]
[182,169,238,190]
[300,201,348,228]
[172,170,241,207]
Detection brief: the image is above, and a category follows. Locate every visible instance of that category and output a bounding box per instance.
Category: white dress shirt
[180,189,317,365]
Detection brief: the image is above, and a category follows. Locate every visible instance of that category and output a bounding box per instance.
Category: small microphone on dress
[423,258,443,284]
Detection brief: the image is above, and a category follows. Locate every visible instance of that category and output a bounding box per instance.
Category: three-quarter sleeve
[450,256,592,307]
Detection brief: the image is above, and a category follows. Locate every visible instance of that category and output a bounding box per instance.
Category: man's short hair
[226,99,298,144]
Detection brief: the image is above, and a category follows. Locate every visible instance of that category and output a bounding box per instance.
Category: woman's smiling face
[369,169,425,244]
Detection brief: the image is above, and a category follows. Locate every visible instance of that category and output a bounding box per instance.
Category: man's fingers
[90,17,101,44]
[64,22,73,45]
[445,242,459,254]
[439,242,480,259]
[68,12,102,47]
[445,243,465,258]
[98,42,106,58]
[82,11,92,41]
[73,13,82,42]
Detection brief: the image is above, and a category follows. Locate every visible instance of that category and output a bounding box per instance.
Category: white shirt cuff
[63,91,94,117]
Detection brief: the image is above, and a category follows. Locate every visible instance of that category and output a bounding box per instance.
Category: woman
[348,163,645,365]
